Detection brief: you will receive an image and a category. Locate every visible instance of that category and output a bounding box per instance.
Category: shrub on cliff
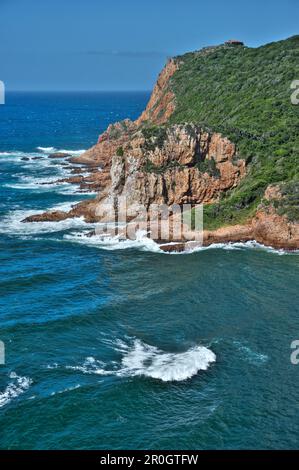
[116,146,124,157]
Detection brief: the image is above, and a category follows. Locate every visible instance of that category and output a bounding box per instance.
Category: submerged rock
[22,211,70,223]
[48,152,71,159]
[160,243,186,253]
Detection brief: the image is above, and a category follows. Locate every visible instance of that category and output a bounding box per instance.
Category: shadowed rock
[48,152,71,159]
[22,211,70,223]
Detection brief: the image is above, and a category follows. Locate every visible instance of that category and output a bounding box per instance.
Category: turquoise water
[0,93,299,449]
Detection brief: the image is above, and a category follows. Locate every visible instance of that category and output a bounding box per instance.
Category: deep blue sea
[0,92,299,450]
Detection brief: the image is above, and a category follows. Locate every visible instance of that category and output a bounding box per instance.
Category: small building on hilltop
[225,39,244,46]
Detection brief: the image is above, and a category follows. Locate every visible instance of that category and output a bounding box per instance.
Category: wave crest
[64,339,216,382]
[0,372,32,408]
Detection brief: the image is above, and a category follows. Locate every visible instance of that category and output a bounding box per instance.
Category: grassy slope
[166,36,299,229]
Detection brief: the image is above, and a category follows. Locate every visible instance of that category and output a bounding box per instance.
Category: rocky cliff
[24,36,299,251]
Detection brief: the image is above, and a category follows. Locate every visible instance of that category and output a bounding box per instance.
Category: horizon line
[6,89,152,93]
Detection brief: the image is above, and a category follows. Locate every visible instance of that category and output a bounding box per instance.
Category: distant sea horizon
[5,90,152,94]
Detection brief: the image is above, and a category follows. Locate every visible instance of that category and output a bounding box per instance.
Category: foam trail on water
[0,372,32,408]
[233,341,269,364]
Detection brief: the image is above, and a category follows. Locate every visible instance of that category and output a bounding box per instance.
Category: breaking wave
[0,210,95,236]
[188,240,299,256]
[63,338,216,382]
[64,229,163,253]
[0,147,85,164]
[63,230,298,256]
[36,146,86,156]
[36,146,56,153]
[0,372,32,408]
[4,176,74,192]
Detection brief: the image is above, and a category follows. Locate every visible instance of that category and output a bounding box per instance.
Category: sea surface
[0,92,299,450]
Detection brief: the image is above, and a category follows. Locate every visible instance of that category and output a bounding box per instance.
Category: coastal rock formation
[22,199,101,224]
[23,123,299,251]
[22,124,245,227]
[23,211,70,223]
[251,185,299,250]
[74,123,245,210]
[23,36,299,251]
[163,185,299,251]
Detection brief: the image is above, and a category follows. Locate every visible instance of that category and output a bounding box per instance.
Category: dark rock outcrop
[48,152,71,159]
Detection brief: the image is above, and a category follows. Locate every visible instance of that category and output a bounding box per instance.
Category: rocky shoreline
[21,139,299,253]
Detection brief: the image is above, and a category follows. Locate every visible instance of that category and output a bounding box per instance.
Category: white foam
[0,210,95,235]
[120,339,216,381]
[188,240,299,256]
[4,181,77,191]
[0,372,32,408]
[4,166,86,193]
[50,200,82,212]
[233,341,269,364]
[63,229,299,256]
[36,147,86,156]
[64,339,216,382]
[64,229,163,253]
[59,149,86,156]
[0,147,85,163]
[0,150,42,162]
[36,146,56,153]
[50,384,81,396]
[0,151,29,157]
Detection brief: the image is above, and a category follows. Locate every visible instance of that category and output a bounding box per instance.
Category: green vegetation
[116,146,124,157]
[276,181,299,222]
[166,36,299,226]
[196,157,220,178]
[143,158,184,174]
[141,126,168,151]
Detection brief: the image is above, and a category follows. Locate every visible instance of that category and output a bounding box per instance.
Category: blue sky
[0,0,298,91]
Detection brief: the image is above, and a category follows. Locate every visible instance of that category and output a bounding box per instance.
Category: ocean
[0,92,298,449]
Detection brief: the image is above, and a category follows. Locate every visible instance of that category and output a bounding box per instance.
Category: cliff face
[99,124,245,212]
[73,119,245,209]
[135,58,179,125]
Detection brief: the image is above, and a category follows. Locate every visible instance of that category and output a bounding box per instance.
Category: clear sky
[0,0,298,91]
